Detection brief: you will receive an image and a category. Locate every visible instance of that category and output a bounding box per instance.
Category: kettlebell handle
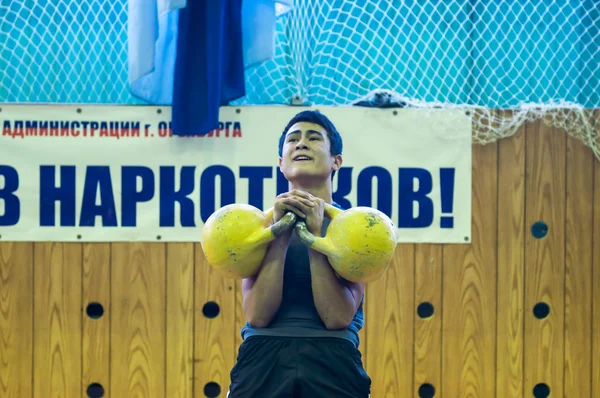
[324,202,343,219]
[293,202,341,251]
[270,211,298,238]
[292,204,399,283]
[254,207,298,244]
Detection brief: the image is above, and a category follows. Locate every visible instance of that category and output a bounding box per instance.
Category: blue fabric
[5,1,599,109]
[127,0,186,104]
[242,0,276,69]
[274,0,294,17]
[127,0,158,86]
[242,0,295,69]
[172,0,246,136]
[128,0,287,106]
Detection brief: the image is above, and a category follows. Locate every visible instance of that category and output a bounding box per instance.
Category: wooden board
[194,244,236,398]
[497,122,526,397]
[442,140,498,397]
[563,135,594,397]
[82,243,111,396]
[0,243,33,398]
[110,242,166,398]
[592,135,600,398]
[33,243,82,398]
[523,122,566,398]
[366,244,415,397]
[414,244,443,397]
[166,243,194,398]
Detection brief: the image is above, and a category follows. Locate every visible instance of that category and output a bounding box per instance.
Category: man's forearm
[309,250,358,329]
[242,237,289,327]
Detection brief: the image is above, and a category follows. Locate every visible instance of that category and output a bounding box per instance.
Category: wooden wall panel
[593,148,600,398]
[110,243,166,398]
[564,136,594,397]
[366,244,414,397]
[166,243,194,398]
[497,124,526,398]
[524,123,566,398]
[33,243,82,398]
[0,243,33,398]
[194,244,236,398]
[82,243,111,396]
[442,140,498,397]
[0,118,599,398]
[414,244,442,397]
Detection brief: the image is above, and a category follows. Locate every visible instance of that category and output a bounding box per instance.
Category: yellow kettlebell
[201,203,297,279]
[295,203,397,283]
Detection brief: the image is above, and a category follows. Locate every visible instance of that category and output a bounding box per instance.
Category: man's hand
[273,190,325,235]
[300,194,325,236]
[272,189,317,223]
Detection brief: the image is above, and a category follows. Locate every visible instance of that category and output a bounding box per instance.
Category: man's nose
[295,140,309,150]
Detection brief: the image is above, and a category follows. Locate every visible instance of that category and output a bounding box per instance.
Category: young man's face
[278,121,342,183]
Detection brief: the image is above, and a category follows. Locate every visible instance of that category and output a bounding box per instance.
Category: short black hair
[278,110,343,157]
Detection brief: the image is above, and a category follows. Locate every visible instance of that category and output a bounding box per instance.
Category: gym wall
[0,116,599,398]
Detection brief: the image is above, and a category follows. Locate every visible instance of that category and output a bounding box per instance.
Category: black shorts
[227,336,371,398]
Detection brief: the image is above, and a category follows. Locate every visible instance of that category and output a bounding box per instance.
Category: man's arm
[241,236,290,328]
[241,190,314,327]
[295,193,365,330]
[309,249,365,330]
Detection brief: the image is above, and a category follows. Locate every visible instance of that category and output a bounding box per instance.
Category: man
[227,110,371,397]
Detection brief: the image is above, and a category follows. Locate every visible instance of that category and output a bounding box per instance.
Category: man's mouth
[293,155,312,161]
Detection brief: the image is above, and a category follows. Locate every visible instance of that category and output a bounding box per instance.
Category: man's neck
[288,180,333,204]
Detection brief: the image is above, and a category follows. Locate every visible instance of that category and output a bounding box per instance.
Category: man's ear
[332,154,343,171]
[278,157,283,168]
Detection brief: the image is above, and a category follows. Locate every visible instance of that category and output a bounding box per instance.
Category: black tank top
[240,203,364,348]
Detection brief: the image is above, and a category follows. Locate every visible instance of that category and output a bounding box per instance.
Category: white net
[1,0,599,160]
[232,0,600,160]
[0,0,139,104]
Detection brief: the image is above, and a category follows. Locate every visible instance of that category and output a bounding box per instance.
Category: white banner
[0,105,471,243]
